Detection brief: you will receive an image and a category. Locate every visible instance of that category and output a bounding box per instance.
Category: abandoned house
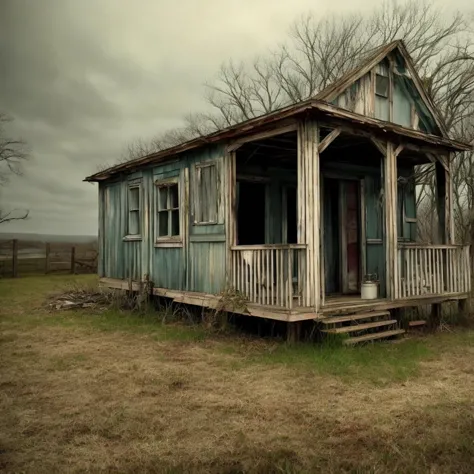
[85,40,472,343]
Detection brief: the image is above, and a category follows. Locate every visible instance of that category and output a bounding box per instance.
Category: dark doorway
[237,181,266,245]
[323,178,340,294]
[323,178,361,295]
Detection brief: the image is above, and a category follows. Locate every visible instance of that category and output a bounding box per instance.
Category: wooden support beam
[370,137,387,156]
[434,154,455,245]
[394,144,404,157]
[318,128,341,154]
[297,119,320,310]
[226,122,298,152]
[384,142,398,299]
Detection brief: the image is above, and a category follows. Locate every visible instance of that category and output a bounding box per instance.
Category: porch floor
[320,293,468,318]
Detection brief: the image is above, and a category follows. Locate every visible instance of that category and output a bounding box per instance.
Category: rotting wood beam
[318,128,341,154]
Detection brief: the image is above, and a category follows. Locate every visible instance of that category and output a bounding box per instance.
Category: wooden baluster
[287,249,293,309]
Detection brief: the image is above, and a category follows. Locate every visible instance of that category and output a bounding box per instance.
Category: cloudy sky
[0,0,471,235]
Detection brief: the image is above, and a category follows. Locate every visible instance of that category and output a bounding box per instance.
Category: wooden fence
[0,239,97,278]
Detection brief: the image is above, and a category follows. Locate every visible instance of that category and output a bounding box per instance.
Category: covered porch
[225,117,471,318]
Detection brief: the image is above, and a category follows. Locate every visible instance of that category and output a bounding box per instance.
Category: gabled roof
[314,40,449,138]
[85,97,471,182]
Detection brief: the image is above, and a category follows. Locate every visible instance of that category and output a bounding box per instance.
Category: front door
[340,180,360,293]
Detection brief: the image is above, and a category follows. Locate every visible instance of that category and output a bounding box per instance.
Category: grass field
[1,275,473,473]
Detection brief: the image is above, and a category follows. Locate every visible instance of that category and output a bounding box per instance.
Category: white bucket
[361,282,378,300]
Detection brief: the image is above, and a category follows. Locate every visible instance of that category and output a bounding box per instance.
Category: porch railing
[230,244,307,308]
[397,244,471,298]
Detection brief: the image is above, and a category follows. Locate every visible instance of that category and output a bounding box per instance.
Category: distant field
[0,236,97,277]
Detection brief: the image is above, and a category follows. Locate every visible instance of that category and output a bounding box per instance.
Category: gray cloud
[1,0,470,235]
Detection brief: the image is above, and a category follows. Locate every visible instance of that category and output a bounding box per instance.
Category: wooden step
[321,311,390,325]
[322,319,397,334]
[343,329,406,345]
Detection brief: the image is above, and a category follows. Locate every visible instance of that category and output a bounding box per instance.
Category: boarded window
[156,180,180,239]
[128,185,141,235]
[194,163,218,224]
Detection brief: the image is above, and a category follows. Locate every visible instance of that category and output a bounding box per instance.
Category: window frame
[154,176,182,247]
[193,160,219,226]
[375,73,389,98]
[123,180,142,242]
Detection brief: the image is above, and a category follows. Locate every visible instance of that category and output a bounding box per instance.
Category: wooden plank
[394,144,404,157]
[321,310,390,324]
[343,329,405,345]
[287,249,293,309]
[226,121,298,152]
[323,319,397,334]
[370,137,387,156]
[318,128,341,154]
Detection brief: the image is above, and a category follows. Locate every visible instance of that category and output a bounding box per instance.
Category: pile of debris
[48,288,113,311]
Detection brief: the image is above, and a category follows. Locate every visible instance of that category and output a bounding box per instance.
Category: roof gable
[315,40,448,138]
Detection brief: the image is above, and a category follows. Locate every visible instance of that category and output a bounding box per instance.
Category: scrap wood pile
[48,287,114,311]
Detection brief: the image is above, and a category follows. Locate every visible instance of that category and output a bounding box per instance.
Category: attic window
[375,74,389,98]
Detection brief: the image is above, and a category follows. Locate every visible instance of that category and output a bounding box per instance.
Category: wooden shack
[85,41,472,342]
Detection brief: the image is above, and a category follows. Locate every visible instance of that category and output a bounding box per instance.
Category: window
[375,74,389,97]
[194,162,218,224]
[127,184,141,237]
[156,179,180,241]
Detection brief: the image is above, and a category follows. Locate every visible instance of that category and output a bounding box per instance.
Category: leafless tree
[0,113,29,224]
[121,0,474,246]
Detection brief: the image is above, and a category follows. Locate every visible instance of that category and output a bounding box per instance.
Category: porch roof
[85,98,472,182]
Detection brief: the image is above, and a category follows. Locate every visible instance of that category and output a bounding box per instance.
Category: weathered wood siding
[332,53,439,134]
[98,144,227,293]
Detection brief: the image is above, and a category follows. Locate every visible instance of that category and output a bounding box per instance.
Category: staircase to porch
[321,311,405,344]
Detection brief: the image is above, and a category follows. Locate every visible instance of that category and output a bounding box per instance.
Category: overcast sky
[0,0,471,235]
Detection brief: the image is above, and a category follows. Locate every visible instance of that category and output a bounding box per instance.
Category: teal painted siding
[99,143,227,294]
[188,242,226,293]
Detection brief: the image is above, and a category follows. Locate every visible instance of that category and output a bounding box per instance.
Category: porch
[226,118,471,317]
[230,243,471,315]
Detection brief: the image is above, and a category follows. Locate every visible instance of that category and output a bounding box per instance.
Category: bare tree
[120,0,474,247]
[0,113,29,224]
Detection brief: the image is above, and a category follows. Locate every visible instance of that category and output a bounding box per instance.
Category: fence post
[70,246,76,274]
[45,243,51,274]
[12,239,18,278]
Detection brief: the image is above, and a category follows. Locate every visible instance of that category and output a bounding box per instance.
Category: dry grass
[0,275,473,473]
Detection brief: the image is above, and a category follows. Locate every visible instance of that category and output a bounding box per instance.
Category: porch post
[384,142,398,299]
[437,153,455,245]
[297,118,320,309]
[224,150,237,287]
